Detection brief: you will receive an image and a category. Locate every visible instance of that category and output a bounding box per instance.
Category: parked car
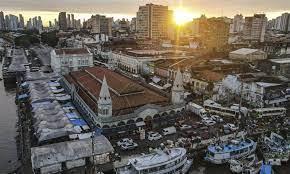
[120,142,138,150]
[202,118,216,126]
[227,123,238,131]
[162,126,177,136]
[148,131,162,141]
[179,124,192,130]
[202,117,213,123]
[117,138,133,146]
[181,130,197,138]
[211,115,223,123]
[200,131,210,139]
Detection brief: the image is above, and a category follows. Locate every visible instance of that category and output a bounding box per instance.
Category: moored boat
[260,132,290,165]
[116,147,192,174]
[205,138,257,164]
[229,154,262,174]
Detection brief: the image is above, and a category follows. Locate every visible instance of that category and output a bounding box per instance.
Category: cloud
[1,0,290,18]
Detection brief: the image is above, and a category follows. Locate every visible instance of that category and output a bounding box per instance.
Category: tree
[41,31,59,47]
[14,35,40,48]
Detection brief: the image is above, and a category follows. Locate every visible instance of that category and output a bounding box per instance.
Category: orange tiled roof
[196,70,224,82]
[66,67,169,116]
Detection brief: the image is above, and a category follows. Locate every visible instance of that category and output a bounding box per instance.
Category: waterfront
[0,63,18,173]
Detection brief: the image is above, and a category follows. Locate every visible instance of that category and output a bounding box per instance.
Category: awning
[136,121,146,127]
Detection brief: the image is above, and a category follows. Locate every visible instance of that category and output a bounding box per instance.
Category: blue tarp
[69,118,87,126]
[66,112,79,119]
[20,82,29,88]
[260,164,272,174]
[18,94,29,100]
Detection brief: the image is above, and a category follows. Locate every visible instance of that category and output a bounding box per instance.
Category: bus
[251,107,286,118]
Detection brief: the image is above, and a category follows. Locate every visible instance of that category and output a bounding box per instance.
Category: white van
[162,126,177,136]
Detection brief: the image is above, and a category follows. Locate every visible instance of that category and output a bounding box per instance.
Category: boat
[116,147,192,174]
[205,138,257,164]
[260,132,290,165]
[229,154,262,174]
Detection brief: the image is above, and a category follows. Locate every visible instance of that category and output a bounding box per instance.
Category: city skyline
[1,0,290,26]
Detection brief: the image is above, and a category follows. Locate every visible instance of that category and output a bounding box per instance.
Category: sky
[1,0,290,26]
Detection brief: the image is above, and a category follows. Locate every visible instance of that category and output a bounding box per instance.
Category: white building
[216,74,289,107]
[50,48,93,74]
[229,48,267,62]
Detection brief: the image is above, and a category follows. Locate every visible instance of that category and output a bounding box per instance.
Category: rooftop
[270,58,290,64]
[230,48,260,55]
[65,67,169,115]
[55,48,90,55]
[31,135,113,169]
[193,70,224,82]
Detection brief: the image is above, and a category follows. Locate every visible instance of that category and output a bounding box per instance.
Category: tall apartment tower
[19,14,24,29]
[0,11,5,30]
[58,12,67,31]
[71,14,75,28]
[233,14,244,33]
[100,16,113,37]
[136,3,169,40]
[280,13,290,33]
[243,14,267,42]
[85,15,112,36]
[67,14,71,28]
[198,17,230,52]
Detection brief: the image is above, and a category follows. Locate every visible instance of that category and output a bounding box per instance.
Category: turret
[171,68,184,104]
[97,76,112,117]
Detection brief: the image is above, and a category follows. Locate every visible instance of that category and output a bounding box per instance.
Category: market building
[61,66,186,134]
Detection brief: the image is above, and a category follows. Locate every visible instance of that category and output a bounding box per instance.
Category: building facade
[0,11,5,30]
[62,66,186,133]
[198,17,230,51]
[58,12,67,31]
[84,15,113,36]
[243,14,267,42]
[229,48,267,62]
[136,3,169,40]
[50,48,94,74]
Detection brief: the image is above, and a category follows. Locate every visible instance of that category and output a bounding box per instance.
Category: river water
[0,63,18,173]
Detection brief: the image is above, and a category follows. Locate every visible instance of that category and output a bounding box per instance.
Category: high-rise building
[100,16,113,36]
[198,17,230,51]
[280,13,290,33]
[71,14,75,28]
[19,14,24,29]
[136,3,169,40]
[58,12,67,30]
[67,14,71,28]
[232,14,244,33]
[6,14,19,31]
[0,11,5,30]
[27,18,33,30]
[243,14,267,42]
[84,15,112,36]
[76,19,81,30]
[130,17,137,32]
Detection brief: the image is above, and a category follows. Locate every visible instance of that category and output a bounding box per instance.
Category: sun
[173,8,193,25]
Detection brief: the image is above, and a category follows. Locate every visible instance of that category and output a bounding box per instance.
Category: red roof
[65,67,169,116]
